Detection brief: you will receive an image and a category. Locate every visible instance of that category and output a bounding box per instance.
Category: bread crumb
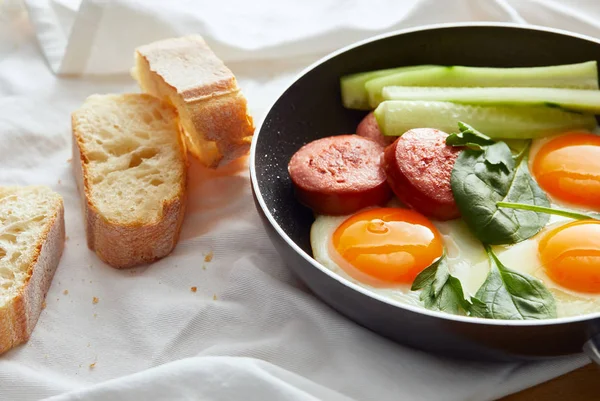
[191,287,197,293]
[41,301,46,309]
[67,158,72,163]
[92,297,99,304]
[63,290,68,295]
[58,179,61,185]
[213,294,217,301]
[89,362,96,369]
[204,251,213,262]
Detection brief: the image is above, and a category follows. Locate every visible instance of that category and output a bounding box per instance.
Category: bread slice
[133,35,254,168]
[72,94,187,269]
[0,186,64,355]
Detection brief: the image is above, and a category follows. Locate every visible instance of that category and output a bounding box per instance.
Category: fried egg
[311,201,490,308]
[311,133,600,318]
[494,225,600,318]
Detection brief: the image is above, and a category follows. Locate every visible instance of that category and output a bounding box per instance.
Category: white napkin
[0,0,598,400]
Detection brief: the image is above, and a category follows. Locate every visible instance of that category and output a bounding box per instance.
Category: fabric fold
[27,0,531,76]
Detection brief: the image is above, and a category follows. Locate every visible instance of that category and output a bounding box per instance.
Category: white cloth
[0,0,598,400]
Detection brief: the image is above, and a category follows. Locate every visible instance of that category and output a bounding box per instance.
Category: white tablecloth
[0,0,598,400]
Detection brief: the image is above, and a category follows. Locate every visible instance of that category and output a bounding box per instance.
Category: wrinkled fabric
[0,0,597,400]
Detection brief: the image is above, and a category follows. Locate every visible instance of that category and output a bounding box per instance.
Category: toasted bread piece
[0,186,64,355]
[133,35,254,168]
[72,94,187,269]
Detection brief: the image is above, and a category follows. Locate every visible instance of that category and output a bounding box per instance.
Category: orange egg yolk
[331,208,443,285]
[532,133,600,210]
[539,220,600,293]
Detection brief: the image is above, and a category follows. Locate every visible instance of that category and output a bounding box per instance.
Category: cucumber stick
[381,86,600,113]
[340,65,437,110]
[374,101,597,139]
[366,61,599,107]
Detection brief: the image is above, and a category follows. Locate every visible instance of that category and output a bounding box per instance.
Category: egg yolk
[539,220,600,293]
[531,133,600,210]
[332,208,443,284]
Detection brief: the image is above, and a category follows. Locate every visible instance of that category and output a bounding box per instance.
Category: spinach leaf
[449,125,550,245]
[470,246,557,320]
[446,122,510,166]
[497,201,600,221]
[446,122,513,170]
[446,122,495,148]
[412,255,470,315]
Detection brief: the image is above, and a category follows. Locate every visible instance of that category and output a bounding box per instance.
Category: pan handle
[583,336,600,365]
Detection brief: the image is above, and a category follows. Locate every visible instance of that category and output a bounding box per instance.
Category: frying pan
[249,23,600,362]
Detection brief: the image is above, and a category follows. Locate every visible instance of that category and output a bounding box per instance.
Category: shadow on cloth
[180,154,251,240]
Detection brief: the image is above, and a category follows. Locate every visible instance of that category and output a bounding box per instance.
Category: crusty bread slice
[133,35,254,168]
[72,94,187,269]
[0,186,64,355]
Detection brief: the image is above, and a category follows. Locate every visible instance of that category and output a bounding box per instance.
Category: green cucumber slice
[381,86,600,113]
[374,100,597,139]
[340,65,437,110]
[367,61,599,107]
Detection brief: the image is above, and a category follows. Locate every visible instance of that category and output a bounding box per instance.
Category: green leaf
[470,246,557,320]
[411,259,439,291]
[447,122,513,171]
[446,122,495,147]
[464,142,485,151]
[483,142,513,172]
[451,133,550,245]
[412,256,470,315]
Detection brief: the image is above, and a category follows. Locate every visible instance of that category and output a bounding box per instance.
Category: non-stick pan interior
[253,25,600,255]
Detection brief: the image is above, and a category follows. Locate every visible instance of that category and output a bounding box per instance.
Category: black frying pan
[250,23,600,363]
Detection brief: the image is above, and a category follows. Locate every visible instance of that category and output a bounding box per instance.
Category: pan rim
[249,21,600,327]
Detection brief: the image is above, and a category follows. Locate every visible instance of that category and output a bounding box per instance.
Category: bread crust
[135,35,255,167]
[71,97,187,269]
[0,196,65,355]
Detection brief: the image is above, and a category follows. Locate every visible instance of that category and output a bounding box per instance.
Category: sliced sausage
[383,128,460,220]
[288,135,391,215]
[356,112,395,147]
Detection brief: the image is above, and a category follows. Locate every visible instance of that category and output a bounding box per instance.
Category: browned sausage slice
[356,112,395,147]
[288,135,391,215]
[383,128,460,220]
